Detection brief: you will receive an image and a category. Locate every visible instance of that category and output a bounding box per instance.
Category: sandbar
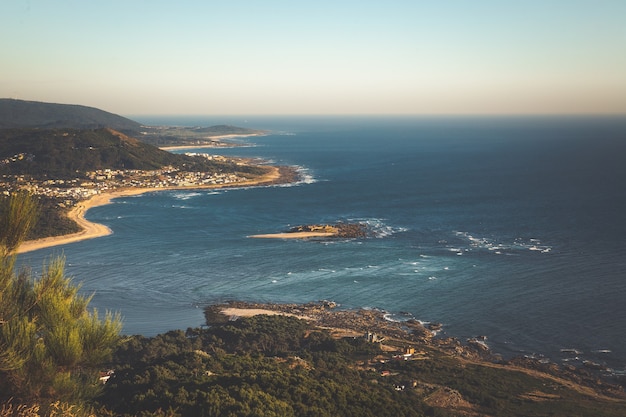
[249,231,336,239]
[17,166,282,254]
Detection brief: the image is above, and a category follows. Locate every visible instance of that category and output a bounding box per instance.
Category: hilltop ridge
[0,98,141,132]
[0,99,267,147]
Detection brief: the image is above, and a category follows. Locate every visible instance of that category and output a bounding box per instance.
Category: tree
[0,191,122,404]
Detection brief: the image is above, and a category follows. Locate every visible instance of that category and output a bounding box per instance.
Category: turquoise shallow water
[19,116,626,373]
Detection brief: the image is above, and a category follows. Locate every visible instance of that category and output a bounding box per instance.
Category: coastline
[210,301,626,400]
[17,166,285,254]
[159,133,265,151]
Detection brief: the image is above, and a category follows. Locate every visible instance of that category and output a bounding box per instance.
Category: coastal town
[0,153,261,208]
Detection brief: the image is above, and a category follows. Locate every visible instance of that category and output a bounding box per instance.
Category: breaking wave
[452,231,553,255]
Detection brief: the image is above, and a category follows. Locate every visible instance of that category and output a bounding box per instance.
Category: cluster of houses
[363,330,430,391]
[0,152,35,165]
[0,165,250,205]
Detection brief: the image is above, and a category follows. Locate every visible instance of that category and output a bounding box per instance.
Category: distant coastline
[158,133,265,151]
[17,165,291,254]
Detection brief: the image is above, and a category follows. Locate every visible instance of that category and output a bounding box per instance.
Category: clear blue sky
[2,0,625,115]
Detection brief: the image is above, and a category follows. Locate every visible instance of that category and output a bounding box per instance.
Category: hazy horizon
[2,1,625,116]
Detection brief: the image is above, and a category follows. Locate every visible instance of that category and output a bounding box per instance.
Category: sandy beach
[249,231,337,239]
[17,166,282,254]
[221,307,308,319]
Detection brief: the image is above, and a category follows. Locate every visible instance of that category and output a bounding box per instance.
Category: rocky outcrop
[289,223,368,238]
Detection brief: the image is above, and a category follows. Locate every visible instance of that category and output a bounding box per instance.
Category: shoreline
[210,301,626,398]
[249,231,336,239]
[211,301,432,342]
[249,223,367,239]
[159,133,265,151]
[17,166,285,254]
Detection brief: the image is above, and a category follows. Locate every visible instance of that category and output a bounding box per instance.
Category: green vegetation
[0,192,121,415]
[97,315,626,417]
[25,197,81,240]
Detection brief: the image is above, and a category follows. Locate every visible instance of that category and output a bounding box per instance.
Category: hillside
[0,99,141,132]
[93,303,626,417]
[0,128,241,180]
[0,99,267,147]
[0,127,271,240]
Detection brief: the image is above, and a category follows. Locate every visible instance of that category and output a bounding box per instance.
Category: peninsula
[97,300,626,416]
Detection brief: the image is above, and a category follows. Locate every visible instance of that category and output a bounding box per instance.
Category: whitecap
[383,313,401,323]
[171,192,202,200]
[290,166,318,185]
[346,217,408,239]
[454,231,553,256]
[560,348,583,354]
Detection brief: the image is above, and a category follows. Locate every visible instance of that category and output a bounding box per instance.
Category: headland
[206,301,626,404]
[158,133,266,151]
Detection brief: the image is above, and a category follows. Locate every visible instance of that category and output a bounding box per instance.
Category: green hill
[0,99,267,147]
[0,127,269,239]
[0,99,141,132]
[0,128,211,179]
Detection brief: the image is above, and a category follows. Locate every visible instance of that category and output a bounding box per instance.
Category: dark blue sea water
[19,116,626,372]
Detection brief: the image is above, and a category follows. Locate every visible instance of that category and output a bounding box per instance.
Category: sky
[1,0,625,116]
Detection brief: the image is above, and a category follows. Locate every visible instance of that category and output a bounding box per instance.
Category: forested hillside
[95,314,626,417]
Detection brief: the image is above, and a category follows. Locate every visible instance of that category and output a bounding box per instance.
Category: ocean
[18,115,626,374]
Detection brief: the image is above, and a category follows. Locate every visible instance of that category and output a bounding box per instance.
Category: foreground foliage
[99,315,626,417]
[0,192,122,408]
